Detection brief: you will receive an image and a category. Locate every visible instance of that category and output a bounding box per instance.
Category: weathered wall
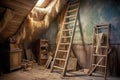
[41,0,120,76]
[75,0,120,76]
[40,18,58,44]
[44,0,120,44]
[72,44,120,76]
[74,0,120,44]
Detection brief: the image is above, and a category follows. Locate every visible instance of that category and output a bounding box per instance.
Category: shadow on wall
[78,0,120,44]
[72,2,88,68]
[108,46,119,76]
[72,0,120,73]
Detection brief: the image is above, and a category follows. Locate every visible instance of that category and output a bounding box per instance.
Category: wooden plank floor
[0,63,120,80]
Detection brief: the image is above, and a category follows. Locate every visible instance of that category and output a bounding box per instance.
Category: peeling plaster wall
[41,18,58,44]
[44,0,120,45]
[43,0,120,75]
[74,0,120,44]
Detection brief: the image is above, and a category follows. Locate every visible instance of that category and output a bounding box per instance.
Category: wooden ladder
[89,24,111,80]
[51,0,80,76]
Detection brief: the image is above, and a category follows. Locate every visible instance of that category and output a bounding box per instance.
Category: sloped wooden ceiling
[0,0,68,47]
[0,0,38,42]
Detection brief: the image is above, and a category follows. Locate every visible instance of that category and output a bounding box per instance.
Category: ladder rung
[70,0,79,4]
[67,8,78,13]
[69,3,79,7]
[51,0,80,74]
[55,58,66,61]
[65,15,76,19]
[57,50,68,52]
[93,46,108,48]
[63,29,73,31]
[64,21,75,24]
[53,66,64,70]
[95,26,109,29]
[61,36,72,38]
[92,64,106,68]
[96,24,110,27]
[92,54,107,57]
[59,43,70,45]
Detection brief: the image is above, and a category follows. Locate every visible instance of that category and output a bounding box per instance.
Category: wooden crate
[10,49,22,71]
[67,58,77,71]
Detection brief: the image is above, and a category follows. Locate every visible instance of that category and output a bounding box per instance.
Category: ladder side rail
[62,1,80,76]
[51,3,69,72]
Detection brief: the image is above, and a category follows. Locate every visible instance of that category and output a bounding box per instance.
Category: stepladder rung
[63,28,73,31]
[67,8,78,13]
[59,43,70,45]
[69,0,80,4]
[51,0,80,76]
[61,36,72,38]
[92,64,106,68]
[65,15,76,19]
[95,25,110,29]
[53,66,64,70]
[92,54,107,57]
[64,21,75,24]
[57,50,68,53]
[93,46,108,48]
[89,24,110,80]
[69,3,79,7]
[55,58,66,61]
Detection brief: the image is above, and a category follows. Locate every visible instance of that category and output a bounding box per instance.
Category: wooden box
[0,38,23,73]
[38,39,49,65]
[67,58,77,71]
[10,49,22,71]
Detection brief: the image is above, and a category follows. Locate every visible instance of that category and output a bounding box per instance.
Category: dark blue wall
[74,0,120,44]
[43,0,120,45]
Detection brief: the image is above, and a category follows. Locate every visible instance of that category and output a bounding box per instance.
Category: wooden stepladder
[89,24,111,80]
[51,0,80,76]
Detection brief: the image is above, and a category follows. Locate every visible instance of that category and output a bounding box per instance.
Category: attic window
[36,0,45,6]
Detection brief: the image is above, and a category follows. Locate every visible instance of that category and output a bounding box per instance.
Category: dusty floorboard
[0,63,120,80]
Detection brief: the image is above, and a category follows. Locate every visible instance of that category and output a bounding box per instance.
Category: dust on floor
[0,64,119,80]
